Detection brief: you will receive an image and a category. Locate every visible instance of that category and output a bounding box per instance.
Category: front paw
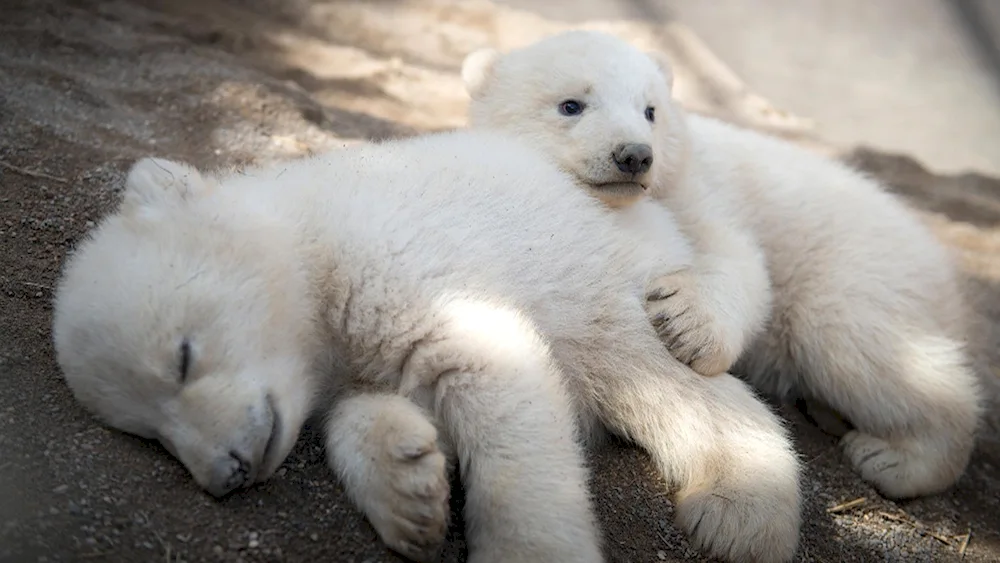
[675,480,801,563]
[646,271,738,376]
[365,417,450,562]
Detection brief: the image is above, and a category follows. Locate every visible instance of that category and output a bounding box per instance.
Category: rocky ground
[1,1,998,562]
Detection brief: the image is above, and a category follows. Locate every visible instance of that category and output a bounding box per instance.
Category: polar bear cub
[463,30,985,500]
[53,130,802,562]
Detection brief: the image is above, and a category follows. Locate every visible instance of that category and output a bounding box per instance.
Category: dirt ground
[1,1,999,562]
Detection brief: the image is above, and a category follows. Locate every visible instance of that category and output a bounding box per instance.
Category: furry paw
[646,270,738,376]
[842,430,956,500]
[675,483,800,563]
[366,419,450,562]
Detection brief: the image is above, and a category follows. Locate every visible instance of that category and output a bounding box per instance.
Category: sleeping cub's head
[53,157,318,498]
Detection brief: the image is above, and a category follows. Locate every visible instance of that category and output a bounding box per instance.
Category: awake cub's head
[463,30,686,207]
[53,158,318,498]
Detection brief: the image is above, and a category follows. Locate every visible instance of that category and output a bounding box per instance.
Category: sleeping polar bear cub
[53,130,802,562]
[463,30,985,500]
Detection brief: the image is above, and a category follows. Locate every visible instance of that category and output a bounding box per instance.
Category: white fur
[53,130,801,562]
[463,29,985,501]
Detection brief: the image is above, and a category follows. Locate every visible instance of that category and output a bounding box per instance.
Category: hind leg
[741,307,983,499]
[576,306,801,563]
[402,298,603,563]
[831,337,980,499]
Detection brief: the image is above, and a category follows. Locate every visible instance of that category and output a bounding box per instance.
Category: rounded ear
[461,48,501,100]
[645,50,675,92]
[122,157,207,215]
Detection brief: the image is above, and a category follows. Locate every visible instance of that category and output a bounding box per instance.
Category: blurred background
[503,0,1000,176]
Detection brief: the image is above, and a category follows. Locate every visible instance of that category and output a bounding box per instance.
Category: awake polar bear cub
[463,30,985,500]
[52,130,802,562]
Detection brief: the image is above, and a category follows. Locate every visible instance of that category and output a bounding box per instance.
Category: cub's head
[52,158,318,498]
[463,30,686,207]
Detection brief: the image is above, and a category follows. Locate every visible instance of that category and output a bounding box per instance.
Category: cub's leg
[325,393,450,562]
[740,307,983,499]
[576,301,801,563]
[402,298,604,563]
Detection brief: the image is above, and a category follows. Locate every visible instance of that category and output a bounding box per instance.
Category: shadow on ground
[0,1,997,562]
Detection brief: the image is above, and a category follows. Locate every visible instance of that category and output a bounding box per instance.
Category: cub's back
[295,130,649,309]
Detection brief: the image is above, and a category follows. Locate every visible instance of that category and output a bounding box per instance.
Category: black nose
[612,143,653,175]
[207,450,253,498]
[225,450,252,488]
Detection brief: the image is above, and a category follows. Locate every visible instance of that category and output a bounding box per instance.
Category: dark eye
[558,100,585,116]
[645,106,655,122]
[179,338,192,383]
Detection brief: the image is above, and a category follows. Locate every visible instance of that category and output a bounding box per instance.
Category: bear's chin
[587,182,647,207]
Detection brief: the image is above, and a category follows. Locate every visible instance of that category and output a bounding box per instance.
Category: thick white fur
[463,30,985,500]
[53,131,801,562]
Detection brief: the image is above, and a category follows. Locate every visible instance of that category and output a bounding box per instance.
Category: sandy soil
[1,1,998,562]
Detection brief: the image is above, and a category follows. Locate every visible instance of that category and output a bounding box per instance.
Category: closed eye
[179,338,192,383]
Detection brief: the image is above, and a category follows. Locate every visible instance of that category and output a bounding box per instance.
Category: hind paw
[841,430,959,500]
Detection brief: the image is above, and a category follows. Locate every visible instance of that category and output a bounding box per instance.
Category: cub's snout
[163,392,283,498]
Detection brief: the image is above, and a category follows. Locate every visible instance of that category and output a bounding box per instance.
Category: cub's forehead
[501,36,666,97]
[59,218,219,322]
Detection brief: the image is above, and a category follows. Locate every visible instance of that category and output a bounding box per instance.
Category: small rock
[309,533,318,542]
[52,485,68,494]
[656,551,666,560]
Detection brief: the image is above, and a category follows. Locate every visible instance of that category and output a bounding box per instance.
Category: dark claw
[655,308,691,337]
[655,321,674,338]
[689,510,707,541]
[665,329,689,351]
[684,344,707,366]
[858,449,885,466]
